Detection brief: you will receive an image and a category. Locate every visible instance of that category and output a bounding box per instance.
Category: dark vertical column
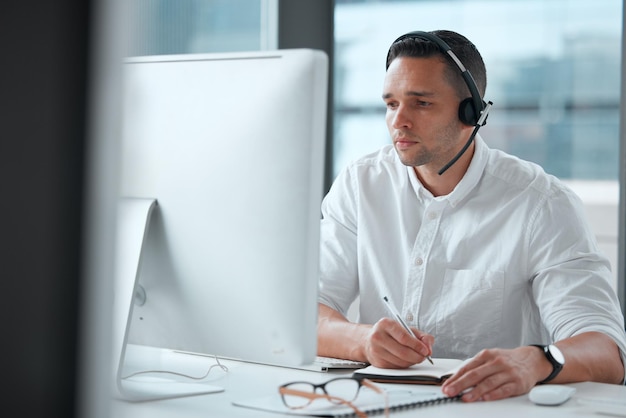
[0,1,91,417]
[278,0,335,194]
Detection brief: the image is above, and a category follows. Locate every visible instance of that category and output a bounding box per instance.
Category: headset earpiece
[458,97,477,126]
[458,98,488,126]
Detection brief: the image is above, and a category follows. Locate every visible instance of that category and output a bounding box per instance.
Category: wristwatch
[531,344,565,384]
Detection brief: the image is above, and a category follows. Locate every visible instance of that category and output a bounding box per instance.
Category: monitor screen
[117,49,328,370]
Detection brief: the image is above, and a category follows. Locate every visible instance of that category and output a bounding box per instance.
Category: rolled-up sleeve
[529,185,626,373]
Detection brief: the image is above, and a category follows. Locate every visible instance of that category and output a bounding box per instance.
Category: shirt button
[415,257,423,266]
[406,312,414,322]
[428,211,438,220]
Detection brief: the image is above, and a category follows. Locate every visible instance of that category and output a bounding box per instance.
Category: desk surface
[111,347,626,418]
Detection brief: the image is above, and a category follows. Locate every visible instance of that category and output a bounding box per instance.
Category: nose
[389,104,412,130]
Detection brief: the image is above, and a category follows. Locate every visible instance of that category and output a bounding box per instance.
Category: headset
[386,31,493,175]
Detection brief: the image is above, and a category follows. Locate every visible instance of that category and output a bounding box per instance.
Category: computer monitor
[113,49,328,399]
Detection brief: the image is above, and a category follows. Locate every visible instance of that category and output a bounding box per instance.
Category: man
[317,29,626,402]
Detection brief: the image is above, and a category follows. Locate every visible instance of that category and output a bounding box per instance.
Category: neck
[415,142,475,197]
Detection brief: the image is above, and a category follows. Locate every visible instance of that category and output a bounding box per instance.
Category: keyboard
[173,350,368,373]
[312,356,369,370]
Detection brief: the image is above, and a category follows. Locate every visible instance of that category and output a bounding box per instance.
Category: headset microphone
[438,101,492,175]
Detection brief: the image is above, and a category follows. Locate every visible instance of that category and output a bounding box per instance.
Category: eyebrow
[382,90,436,100]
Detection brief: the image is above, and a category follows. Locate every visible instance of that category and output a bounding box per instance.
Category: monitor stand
[112,197,223,401]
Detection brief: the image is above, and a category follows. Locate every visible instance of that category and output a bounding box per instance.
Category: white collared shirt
[318,136,626,362]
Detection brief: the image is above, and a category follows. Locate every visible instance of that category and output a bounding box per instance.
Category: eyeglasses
[279,377,388,418]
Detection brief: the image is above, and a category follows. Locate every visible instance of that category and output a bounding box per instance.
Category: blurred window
[333,0,622,180]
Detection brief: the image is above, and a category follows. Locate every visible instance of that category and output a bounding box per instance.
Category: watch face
[548,344,565,364]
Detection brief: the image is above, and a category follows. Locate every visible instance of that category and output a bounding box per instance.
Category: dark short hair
[386,30,487,100]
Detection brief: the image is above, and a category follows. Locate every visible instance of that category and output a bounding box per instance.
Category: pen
[383,296,434,365]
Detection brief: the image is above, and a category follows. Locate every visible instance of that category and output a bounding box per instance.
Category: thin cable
[122,354,229,381]
[438,124,480,175]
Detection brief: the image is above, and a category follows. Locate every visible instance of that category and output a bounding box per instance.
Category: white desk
[111,347,626,418]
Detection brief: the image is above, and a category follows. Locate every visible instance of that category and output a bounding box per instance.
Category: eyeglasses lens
[282,382,316,408]
[324,378,361,403]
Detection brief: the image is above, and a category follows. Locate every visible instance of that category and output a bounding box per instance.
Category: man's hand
[441,346,548,402]
[362,317,434,368]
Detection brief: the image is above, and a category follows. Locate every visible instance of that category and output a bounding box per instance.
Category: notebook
[352,358,466,385]
[233,386,461,417]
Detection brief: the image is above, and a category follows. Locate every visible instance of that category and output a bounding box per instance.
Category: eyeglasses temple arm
[278,387,368,418]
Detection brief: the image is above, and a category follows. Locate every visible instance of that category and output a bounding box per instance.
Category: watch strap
[531,344,564,384]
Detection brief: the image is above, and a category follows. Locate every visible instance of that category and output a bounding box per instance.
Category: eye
[416,100,431,107]
[385,101,398,110]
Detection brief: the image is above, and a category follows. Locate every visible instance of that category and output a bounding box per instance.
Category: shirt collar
[407,134,489,207]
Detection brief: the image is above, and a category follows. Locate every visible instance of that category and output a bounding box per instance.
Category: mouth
[394,137,418,150]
